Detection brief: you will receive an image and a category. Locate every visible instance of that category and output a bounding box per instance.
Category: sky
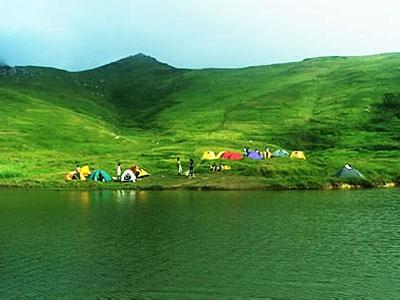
[1,0,400,71]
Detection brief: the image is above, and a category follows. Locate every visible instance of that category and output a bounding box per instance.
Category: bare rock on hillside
[0,66,33,77]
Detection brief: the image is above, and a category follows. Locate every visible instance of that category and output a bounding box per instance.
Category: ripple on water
[1,189,400,298]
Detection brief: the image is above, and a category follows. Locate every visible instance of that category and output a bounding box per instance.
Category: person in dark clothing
[243,146,249,157]
[188,159,194,178]
[98,172,104,182]
[211,161,217,172]
[75,164,81,180]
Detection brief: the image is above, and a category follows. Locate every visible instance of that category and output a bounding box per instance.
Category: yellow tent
[130,165,150,178]
[80,165,91,180]
[65,165,91,181]
[137,167,150,178]
[216,151,225,159]
[290,151,306,160]
[202,151,217,160]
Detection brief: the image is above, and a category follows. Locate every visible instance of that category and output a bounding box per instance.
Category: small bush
[0,170,23,179]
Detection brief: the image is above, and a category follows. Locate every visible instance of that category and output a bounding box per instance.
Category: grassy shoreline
[0,173,397,191]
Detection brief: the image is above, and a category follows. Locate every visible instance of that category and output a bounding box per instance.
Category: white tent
[121,169,136,182]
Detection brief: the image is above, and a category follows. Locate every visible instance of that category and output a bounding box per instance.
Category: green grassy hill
[1,53,400,189]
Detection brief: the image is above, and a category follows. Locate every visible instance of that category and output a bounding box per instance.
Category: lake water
[1,189,400,298]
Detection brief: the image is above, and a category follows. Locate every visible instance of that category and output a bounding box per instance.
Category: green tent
[88,170,112,182]
[271,149,289,158]
[335,166,364,179]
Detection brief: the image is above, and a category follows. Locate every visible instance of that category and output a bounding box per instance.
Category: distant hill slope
[0,53,400,188]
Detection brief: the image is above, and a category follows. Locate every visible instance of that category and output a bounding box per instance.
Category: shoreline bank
[0,179,397,192]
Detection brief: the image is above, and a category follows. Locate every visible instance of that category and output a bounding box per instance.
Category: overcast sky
[1,0,400,71]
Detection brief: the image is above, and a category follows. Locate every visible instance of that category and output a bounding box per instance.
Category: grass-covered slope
[1,53,400,189]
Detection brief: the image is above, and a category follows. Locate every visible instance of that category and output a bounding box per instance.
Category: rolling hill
[1,53,400,189]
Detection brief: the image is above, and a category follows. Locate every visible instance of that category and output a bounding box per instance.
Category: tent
[80,165,91,180]
[65,165,91,181]
[290,151,306,160]
[247,151,263,160]
[202,151,217,160]
[129,165,150,178]
[136,167,150,178]
[271,149,289,158]
[88,170,112,182]
[221,152,243,160]
[335,165,364,179]
[216,151,226,159]
[121,169,136,182]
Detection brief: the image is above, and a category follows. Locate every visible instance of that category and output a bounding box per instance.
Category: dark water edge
[1,189,400,298]
[0,182,397,191]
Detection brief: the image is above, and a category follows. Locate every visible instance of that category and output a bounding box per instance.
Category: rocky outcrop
[0,66,32,77]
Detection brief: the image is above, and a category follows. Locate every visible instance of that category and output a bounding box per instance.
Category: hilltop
[0,53,400,189]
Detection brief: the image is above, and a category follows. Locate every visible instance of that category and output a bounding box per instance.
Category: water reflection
[2,189,400,298]
[137,190,149,203]
[79,191,90,209]
[116,190,136,202]
[76,190,139,208]
[70,190,139,213]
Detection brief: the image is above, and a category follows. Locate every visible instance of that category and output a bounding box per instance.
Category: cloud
[0,0,400,70]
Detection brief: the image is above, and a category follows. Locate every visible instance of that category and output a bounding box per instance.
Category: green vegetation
[1,53,399,190]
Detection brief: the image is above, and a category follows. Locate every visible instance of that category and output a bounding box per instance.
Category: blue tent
[88,170,112,182]
[247,151,263,160]
[271,149,289,158]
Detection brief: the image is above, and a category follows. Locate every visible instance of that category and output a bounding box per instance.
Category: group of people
[176,157,195,178]
[73,163,141,181]
[243,146,272,159]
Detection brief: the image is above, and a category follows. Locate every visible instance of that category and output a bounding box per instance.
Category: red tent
[221,152,243,160]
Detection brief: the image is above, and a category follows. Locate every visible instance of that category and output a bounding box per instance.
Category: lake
[1,189,400,298]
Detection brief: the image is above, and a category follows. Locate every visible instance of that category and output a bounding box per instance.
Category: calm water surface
[1,189,400,298]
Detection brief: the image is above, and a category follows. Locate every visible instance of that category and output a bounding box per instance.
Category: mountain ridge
[3,51,400,73]
[0,52,400,188]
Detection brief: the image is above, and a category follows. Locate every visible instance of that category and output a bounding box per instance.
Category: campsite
[58,146,382,190]
[4,1,400,299]
[1,53,400,190]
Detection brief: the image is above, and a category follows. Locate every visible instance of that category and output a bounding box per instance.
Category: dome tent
[221,152,243,160]
[80,165,91,178]
[88,170,112,182]
[290,151,306,160]
[129,165,150,178]
[201,151,217,160]
[271,149,289,158]
[247,151,263,160]
[121,169,136,182]
[65,165,91,181]
[335,165,364,179]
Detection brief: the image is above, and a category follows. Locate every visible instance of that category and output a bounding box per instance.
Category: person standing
[263,146,271,159]
[243,146,249,157]
[176,157,183,175]
[117,162,122,180]
[188,159,194,178]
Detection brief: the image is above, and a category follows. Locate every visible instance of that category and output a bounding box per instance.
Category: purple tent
[247,152,263,160]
